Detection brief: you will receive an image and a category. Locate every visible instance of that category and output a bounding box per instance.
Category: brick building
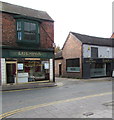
[55,51,63,77]
[0,2,55,85]
[55,32,114,79]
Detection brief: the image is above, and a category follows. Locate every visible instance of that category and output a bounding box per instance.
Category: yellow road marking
[2,88,49,93]
[3,89,33,92]
[0,92,112,119]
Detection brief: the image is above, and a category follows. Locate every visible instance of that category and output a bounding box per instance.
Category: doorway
[106,63,111,77]
[59,64,62,77]
[6,62,17,84]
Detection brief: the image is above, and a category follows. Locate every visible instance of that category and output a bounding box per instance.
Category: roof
[111,33,114,38]
[71,32,113,47]
[0,1,54,21]
[55,51,63,59]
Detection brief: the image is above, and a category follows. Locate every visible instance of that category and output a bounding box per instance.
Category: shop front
[1,47,54,85]
[83,58,114,78]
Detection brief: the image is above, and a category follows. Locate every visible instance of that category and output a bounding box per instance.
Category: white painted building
[83,44,113,58]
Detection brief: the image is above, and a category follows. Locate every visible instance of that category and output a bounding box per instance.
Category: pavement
[1,77,113,91]
[1,81,57,91]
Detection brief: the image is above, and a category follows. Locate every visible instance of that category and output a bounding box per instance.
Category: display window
[17,58,50,81]
[90,63,106,77]
[66,58,80,72]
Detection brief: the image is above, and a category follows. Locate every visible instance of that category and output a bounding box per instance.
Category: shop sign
[84,59,96,63]
[84,58,114,63]
[12,51,44,58]
[102,59,112,63]
[2,49,54,58]
[24,61,41,67]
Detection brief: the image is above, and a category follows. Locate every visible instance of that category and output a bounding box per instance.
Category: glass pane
[31,33,36,40]
[67,67,80,72]
[17,32,22,40]
[90,63,106,77]
[91,47,98,58]
[24,32,36,41]
[24,32,31,40]
[30,23,36,32]
[17,21,21,31]
[66,58,80,67]
[24,22,30,32]
[24,21,37,41]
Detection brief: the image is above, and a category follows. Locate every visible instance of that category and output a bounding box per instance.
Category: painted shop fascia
[1,2,55,85]
[2,46,54,58]
[83,58,114,64]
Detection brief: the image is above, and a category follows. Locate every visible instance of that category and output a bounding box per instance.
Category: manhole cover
[103,101,114,106]
[64,86,69,88]
[83,112,94,116]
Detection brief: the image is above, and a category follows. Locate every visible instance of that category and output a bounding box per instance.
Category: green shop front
[1,46,54,85]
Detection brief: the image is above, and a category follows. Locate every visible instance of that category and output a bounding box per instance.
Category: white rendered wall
[49,59,53,81]
[1,58,6,85]
[83,44,113,58]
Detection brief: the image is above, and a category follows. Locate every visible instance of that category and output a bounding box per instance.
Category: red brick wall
[0,12,2,44]
[2,13,17,46]
[2,12,54,49]
[0,58,2,85]
[40,21,54,48]
[62,33,83,78]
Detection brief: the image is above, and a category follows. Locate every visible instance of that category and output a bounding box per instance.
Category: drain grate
[83,112,94,116]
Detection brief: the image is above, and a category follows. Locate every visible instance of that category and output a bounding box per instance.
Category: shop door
[59,64,62,76]
[106,63,111,77]
[6,62,17,84]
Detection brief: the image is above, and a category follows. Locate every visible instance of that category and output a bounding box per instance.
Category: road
[1,77,112,118]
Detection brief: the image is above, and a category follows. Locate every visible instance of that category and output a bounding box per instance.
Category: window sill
[17,40,39,45]
[67,71,80,73]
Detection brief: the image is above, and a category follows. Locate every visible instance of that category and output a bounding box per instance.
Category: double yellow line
[0,92,112,119]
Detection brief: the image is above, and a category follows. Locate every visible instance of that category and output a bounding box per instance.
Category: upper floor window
[91,47,98,58]
[16,19,40,44]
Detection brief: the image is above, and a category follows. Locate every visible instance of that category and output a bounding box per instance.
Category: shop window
[17,60,50,81]
[91,47,98,58]
[66,58,80,72]
[90,63,106,77]
[16,19,40,44]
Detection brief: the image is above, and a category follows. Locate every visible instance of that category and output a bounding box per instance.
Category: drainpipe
[81,43,83,79]
[53,43,55,82]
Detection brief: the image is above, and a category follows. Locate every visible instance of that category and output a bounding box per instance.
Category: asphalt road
[1,78,112,118]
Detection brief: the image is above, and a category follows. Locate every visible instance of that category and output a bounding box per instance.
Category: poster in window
[18,63,23,70]
[44,63,49,69]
